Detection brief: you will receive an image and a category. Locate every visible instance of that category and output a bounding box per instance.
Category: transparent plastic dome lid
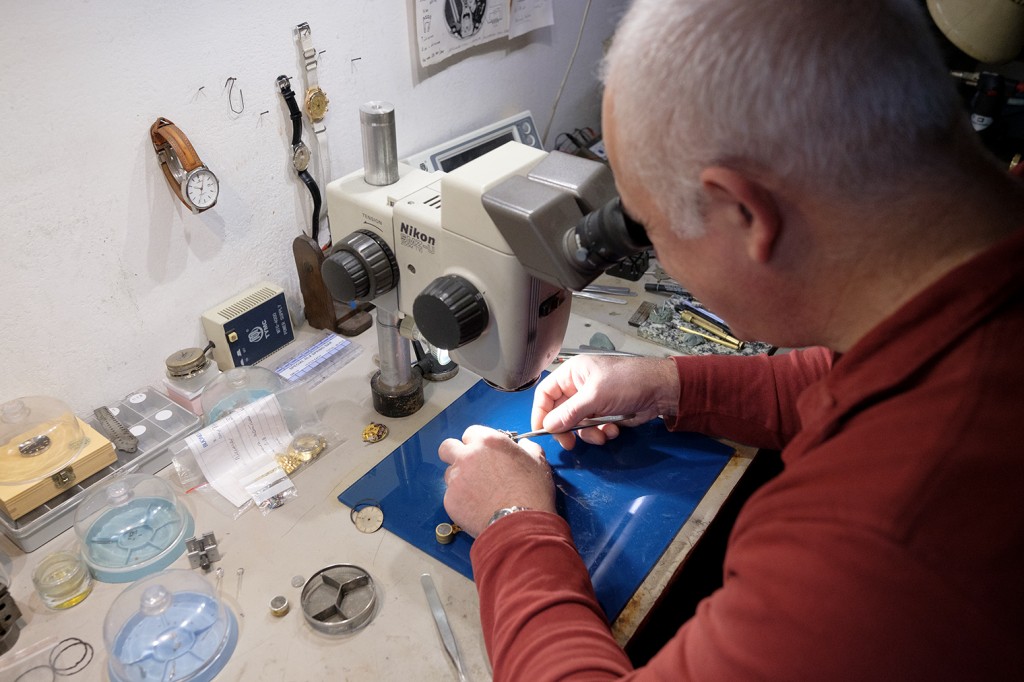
[74,474,194,583]
[105,569,238,682]
[201,366,287,424]
[0,396,85,486]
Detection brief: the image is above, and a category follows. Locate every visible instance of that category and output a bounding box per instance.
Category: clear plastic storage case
[74,474,194,583]
[104,569,238,682]
[0,388,200,552]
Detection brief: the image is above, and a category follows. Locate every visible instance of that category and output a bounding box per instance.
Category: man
[439,0,1024,678]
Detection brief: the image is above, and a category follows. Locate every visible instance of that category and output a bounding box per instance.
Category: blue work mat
[338,377,733,621]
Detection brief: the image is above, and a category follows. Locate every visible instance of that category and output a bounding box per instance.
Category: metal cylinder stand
[371,309,423,417]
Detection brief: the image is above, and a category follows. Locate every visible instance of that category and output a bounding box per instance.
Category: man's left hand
[438,425,557,537]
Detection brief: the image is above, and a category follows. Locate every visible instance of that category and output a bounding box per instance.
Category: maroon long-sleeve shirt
[470,228,1024,680]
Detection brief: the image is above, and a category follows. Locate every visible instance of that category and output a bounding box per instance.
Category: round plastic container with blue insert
[201,366,288,425]
[105,569,238,682]
[74,474,194,583]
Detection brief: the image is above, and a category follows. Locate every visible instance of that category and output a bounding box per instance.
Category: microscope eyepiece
[565,197,651,280]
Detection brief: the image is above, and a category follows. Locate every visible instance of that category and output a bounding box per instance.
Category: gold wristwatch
[296,22,329,123]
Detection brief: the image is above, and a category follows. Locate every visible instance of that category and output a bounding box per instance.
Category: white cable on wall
[542,0,594,148]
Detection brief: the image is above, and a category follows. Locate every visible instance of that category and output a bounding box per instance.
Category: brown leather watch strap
[150,117,204,208]
[150,118,202,171]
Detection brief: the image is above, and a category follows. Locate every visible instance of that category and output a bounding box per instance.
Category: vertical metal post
[360,101,399,186]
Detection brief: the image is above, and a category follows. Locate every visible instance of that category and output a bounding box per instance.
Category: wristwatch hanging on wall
[150,117,219,214]
[296,22,329,124]
[277,75,321,242]
[294,21,332,247]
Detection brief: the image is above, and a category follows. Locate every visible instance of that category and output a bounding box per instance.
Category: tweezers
[504,414,635,442]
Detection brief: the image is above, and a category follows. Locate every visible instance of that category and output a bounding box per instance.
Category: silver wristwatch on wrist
[487,506,531,527]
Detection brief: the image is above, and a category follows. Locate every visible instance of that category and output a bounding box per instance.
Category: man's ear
[699,167,781,263]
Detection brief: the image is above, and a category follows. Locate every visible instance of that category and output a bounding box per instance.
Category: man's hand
[439,425,557,538]
[532,355,680,450]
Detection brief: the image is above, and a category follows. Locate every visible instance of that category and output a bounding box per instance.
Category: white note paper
[510,0,554,40]
[185,394,293,507]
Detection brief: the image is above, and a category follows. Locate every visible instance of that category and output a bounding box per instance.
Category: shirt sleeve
[471,511,634,680]
[471,500,993,681]
[665,347,834,450]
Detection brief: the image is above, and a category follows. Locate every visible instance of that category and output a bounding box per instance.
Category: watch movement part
[360,422,389,444]
[270,595,290,617]
[350,499,384,533]
[185,531,221,571]
[289,433,327,462]
[435,522,461,544]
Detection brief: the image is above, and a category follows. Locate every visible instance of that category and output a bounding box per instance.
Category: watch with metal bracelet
[488,506,531,527]
[277,75,321,242]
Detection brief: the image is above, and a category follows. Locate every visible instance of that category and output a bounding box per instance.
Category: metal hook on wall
[224,77,244,114]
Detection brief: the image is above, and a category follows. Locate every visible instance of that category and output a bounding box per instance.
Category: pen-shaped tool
[644,281,688,295]
[677,310,744,350]
[421,573,469,682]
[676,301,730,330]
[677,324,744,351]
[582,284,637,296]
[572,291,629,304]
[504,414,635,442]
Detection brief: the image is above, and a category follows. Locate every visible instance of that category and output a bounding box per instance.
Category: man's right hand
[531,355,680,450]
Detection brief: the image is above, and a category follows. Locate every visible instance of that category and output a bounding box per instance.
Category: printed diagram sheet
[416,0,555,68]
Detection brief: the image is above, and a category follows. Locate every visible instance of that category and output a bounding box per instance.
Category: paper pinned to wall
[510,0,554,40]
[416,0,554,68]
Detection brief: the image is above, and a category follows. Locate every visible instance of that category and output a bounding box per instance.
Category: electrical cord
[542,0,593,148]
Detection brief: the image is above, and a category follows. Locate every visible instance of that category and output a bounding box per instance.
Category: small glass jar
[32,549,93,610]
[165,346,220,395]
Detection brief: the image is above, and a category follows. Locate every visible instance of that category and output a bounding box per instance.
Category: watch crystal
[292,143,311,172]
[305,88,329,122]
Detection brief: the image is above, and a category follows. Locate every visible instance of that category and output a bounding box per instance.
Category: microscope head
[322,135,648,392]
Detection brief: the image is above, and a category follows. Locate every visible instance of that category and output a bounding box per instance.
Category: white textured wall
[0,0,626,412]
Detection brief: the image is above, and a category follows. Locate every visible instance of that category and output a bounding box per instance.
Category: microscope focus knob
[321,229,398,302]
[322,249,368,300]
[413,275,489,350]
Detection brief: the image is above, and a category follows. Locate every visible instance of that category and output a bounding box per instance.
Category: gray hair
[603,0,974,236]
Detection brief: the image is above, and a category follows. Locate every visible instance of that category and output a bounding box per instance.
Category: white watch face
[292,143,311,172]
[185,168,219,210]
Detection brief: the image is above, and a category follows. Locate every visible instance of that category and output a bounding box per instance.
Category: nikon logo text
[400,222,436,254]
